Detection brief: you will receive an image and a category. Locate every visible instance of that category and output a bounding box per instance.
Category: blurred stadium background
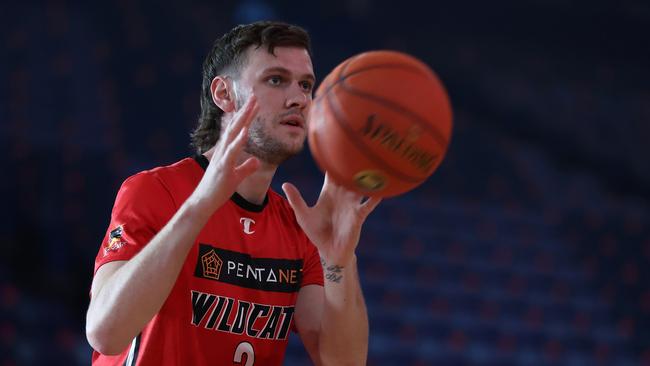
[1,0,649,364]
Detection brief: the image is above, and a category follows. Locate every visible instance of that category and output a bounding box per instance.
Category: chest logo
[201,249,223,280]
[240,217,255,234]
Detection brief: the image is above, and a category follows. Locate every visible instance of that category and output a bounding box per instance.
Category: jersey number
[234,341,255,366]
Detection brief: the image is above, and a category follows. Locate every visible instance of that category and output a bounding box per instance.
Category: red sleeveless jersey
[92,156,324,365]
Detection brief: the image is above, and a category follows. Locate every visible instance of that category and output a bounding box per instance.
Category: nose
[285,85,309,109]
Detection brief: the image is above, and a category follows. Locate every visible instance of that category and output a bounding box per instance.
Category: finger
[281,182,310,217]
[318,173,337,201]
[223,124,251,165]
[359,196,382,218]
[233,95,258,128]
[224,95,258,143]
[234,156,260,179]
[232,123,250,150]
[323,173,336,190]
[325,174,360,201]
[323,173,358,201]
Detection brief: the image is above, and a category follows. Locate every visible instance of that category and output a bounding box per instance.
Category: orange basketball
[308,50,453,197]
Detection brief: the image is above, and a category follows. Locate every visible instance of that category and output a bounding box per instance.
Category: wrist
[322,253,356,266]
[320,255,356,284]
[181,193,219,223]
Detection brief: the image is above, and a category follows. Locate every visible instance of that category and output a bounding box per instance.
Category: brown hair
[190,21,312,154]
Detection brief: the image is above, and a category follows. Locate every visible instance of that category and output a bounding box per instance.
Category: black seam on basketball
[338,54,357,82]
[313,58,354,104]
[341,63,428,82]
[314,61,428,104]
[339,82,450,147]
[325,85,429,184]
[313,61,450,148]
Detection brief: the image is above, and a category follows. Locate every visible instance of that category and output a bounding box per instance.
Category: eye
[300,80,313,92]
[267,76,283,86]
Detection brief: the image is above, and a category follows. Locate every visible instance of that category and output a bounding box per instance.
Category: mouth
[280,114,305,129]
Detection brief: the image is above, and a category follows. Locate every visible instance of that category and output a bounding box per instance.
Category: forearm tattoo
[321,258,344,283]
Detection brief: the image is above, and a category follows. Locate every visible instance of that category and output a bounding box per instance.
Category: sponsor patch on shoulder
[104,225,127,256]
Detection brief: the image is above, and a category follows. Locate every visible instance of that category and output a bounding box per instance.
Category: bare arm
[295,257,368,366]
[86,96,260,355]
[320,256,368,364]
[284,177,380,365]
[86,200,214,354]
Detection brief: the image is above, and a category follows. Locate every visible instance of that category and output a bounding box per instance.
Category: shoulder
[138,157,200,183]
[121,157,200,190]
[116,157,201,206]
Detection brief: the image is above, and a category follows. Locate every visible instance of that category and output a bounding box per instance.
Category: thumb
[281,182,309,216]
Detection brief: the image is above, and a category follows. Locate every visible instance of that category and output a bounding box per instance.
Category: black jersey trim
[231,191,268,212]
[193,154,210,171]
[191,155,268,212]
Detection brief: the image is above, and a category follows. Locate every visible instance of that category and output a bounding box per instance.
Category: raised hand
[192,95,260,214]
[282,174,381,266]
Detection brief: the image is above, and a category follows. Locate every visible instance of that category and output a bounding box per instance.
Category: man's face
[232,46,315,165]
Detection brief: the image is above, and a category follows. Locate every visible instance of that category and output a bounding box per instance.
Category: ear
[210,76,236,113]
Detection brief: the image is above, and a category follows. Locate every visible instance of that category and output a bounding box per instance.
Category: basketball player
[85,21,381,365]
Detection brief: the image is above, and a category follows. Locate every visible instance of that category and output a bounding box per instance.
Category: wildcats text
[190,290,295,341]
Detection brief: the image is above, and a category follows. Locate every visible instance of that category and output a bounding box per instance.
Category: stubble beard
[244,116,304,166]
[233,89,304,165]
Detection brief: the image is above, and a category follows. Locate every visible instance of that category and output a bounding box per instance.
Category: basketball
[308,50,453,198]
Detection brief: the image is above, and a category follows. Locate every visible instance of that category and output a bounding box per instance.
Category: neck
[236,157,276,205]
[203,148,276,206]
